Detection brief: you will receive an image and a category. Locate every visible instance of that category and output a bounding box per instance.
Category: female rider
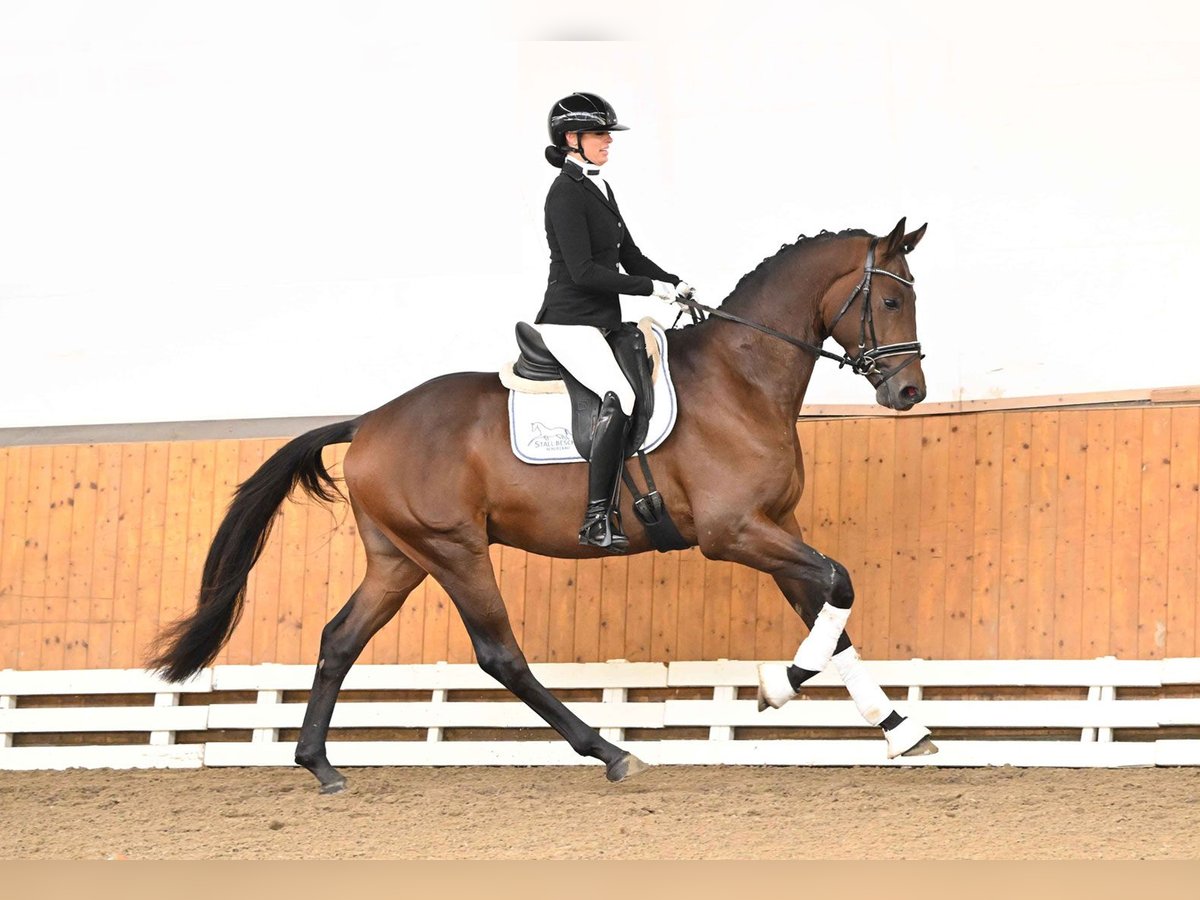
[535,91,693,552]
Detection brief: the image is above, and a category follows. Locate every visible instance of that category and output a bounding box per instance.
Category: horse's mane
[667,226,873,336]
[679,227,871,326]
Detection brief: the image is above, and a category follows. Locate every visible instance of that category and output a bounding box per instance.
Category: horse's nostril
[901,386,919,401]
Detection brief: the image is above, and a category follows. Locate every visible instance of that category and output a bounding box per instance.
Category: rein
[675,237,923,383]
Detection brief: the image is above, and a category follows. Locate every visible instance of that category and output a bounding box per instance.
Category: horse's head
[823,218,928,412]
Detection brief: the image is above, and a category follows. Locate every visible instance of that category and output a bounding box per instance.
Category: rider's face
[569,131,613,165]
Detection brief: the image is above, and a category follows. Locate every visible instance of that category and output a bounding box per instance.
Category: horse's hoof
[901,736,939,757]
[606,752,651,783]
[756,663,796,712]
[885,716,933,759]
[318,777,347,795]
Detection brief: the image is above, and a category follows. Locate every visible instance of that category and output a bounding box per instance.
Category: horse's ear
[901,222,928,255]
[884,217,907,256]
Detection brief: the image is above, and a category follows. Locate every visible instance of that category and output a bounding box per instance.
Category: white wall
[2,1,1197,427]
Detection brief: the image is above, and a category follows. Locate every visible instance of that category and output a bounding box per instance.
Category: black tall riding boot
[578,391,631,552]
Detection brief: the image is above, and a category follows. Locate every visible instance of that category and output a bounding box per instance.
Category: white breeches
[535,324,637,416]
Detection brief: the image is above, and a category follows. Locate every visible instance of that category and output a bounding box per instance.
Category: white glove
[674,281,695,303]
[650,280,676,304]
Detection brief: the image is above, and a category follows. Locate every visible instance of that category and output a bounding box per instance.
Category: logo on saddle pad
[529,422,574,453]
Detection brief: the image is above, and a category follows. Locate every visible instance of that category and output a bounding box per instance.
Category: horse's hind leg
[418,541,647,782]
[294,527,427,793]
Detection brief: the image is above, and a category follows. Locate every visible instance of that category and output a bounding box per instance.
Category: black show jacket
[536,159,679,331]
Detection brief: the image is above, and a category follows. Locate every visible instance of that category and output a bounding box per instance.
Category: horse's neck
[726,238,860,338]
[683,239,858,421]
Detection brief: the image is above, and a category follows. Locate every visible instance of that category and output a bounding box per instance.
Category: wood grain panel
[860,417,897,660]
[299,503,335,666]
[1025,413,1059,659]
[498,544,527,650]
[916,415,950,659]
[1137,409,1171,658]
[1081,411,1115,657]
[836,418,872,659]
[1110,409,1143,659]
[86,443,123,668]
[43,444,78,667]
[1166,407,1198,656]
[970,413,1004,659]
[521,552,553,663]
[67,444,100,616]
[889,416,923,657]
[0,447,30,618]
[20,446,53,607]
[1053,412,1088,659]
[158,442,193,636]
[110,444,147,668]
[180,441,217,636]
[943,416,977,659]
[573,556,603,664]
[622,553,654,662]
[3,396,1198,670]
[133,442,170,669]
[599,555,629,661]
[998,413,1032,660]
[674,547,707,662]
[650,552,680,661]
[546,557,578,663]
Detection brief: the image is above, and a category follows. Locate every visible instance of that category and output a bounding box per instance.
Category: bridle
[674,237,924,384]
[828,237,924,380]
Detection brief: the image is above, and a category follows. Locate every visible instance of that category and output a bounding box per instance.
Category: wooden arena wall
[1,391,1198,671]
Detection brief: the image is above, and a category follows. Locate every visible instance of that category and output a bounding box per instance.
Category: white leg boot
[756,663,798,711]
[757,603,852,712]
[884,716,933,759]
[831,646,937,759]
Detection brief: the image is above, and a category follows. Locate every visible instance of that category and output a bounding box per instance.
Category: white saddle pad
[502,321,678,465]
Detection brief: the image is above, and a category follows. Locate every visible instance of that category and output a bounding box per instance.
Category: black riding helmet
[545,92,629,167]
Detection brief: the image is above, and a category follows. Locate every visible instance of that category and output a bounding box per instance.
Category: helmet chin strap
[572,132,598,166]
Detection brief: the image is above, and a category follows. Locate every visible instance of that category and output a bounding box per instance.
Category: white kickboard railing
[0,658,1197,771]
[0,668,212,771]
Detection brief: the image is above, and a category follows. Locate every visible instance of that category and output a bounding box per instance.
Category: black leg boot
[579,391,631,552]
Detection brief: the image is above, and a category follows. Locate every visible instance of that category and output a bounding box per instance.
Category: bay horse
[150,217,932,793]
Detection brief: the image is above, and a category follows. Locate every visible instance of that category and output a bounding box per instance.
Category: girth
[513,322,655,460]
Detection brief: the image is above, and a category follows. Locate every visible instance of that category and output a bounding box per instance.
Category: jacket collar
[561,159,619,214]
[563,157,600,180]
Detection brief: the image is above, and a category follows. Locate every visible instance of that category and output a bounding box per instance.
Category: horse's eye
[883,297,901,310]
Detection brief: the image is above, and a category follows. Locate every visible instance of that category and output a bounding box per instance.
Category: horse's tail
[148,418,360,682]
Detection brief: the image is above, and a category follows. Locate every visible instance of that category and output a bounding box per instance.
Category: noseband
[675,237,924,385]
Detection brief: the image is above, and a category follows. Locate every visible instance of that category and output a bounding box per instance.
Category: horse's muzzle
[874,370,926,411]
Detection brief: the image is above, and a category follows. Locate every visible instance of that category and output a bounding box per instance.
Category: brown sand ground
[1,765,1198,859]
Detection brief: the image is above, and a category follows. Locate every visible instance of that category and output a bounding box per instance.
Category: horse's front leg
[769,573,937,758]
[704,512,936,758]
